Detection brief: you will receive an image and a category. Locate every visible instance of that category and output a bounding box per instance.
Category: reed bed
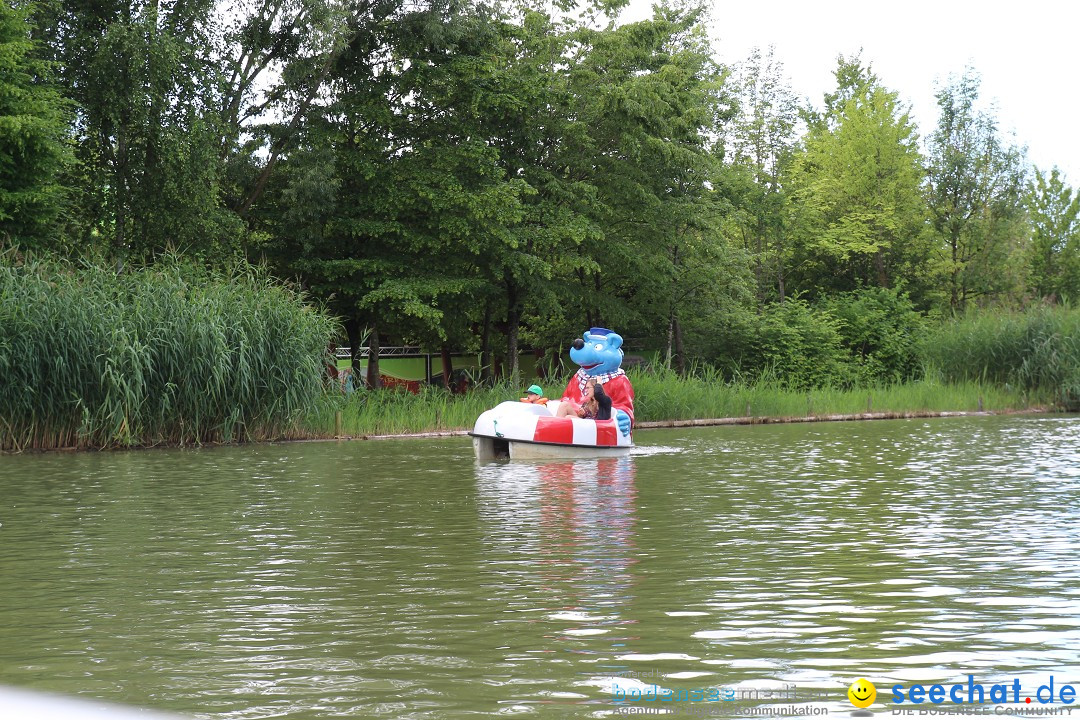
[0,256,337,451]
[310,383,515,437]
[920,305,1080,410]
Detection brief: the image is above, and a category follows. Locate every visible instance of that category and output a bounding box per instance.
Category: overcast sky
[621,0,1080,186]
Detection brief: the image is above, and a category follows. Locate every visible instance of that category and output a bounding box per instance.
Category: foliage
[786,55,929,296]
[926,70,1028,309]
[561,3,748,371]
[720,46,799,304]
[0,1,69,249]
[1026,167,1080,301]
[703,298,852,390]
[0,253,337,451]
[819,287,925,384]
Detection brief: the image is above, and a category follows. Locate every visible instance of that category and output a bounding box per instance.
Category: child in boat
[556,378,598,418]
[520,384,549,405]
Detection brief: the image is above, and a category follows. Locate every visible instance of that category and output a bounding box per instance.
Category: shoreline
[2,406,1062,454]
[329,406,1054,442]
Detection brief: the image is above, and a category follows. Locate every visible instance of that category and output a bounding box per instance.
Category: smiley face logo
[848,678,876,708]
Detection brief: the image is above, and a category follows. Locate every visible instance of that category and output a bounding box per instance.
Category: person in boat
[593,381,613,420]
[556,377,599,418]
[520,384,549,405]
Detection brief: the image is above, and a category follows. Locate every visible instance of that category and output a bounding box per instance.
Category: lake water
[2,415,1079,719]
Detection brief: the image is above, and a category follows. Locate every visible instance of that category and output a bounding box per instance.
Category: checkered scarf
[576,367,625,394]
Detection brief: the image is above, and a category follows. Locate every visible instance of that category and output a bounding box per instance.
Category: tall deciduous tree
[562,3,748,370]
[722,46,798,304]
[263,2,533,383]
[786,56,928,297]
[33,0,243,258]
[0,1,69,248]
[1026,167,1080,301]
[926,70,1028,309]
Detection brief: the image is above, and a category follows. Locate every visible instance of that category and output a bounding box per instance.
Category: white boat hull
[471,401,632,461]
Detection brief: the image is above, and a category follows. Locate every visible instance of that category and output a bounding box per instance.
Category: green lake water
[2,415,1080,718]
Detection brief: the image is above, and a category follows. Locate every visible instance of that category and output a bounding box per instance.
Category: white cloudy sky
[621,0,1080,185]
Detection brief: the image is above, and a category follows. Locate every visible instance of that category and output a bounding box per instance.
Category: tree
[722,46,798,304]
[786,55,928,297]
[31,0,246,259]
[262,1,532,384]
[550,2,751,372]
[0,1,69,248]
[926,69,1028,309]
[1026,167,1080,301]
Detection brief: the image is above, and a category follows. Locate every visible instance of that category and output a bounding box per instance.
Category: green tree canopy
[0,1,69,248]
[1026,166,1080,301]
[926,69,1028,309]
[786,55,928,297]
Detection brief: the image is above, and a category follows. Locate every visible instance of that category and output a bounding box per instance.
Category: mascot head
[570,327,624,376]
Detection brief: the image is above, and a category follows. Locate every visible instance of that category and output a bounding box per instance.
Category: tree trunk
[665,312,674,369]
[666,243,680,369]
[366,324,382,389]
[506,280,521,385]
[674,315,686,376]
[114,127,128,259]
[440,345,453,390]
[777,228,786,303]
[344,314,362,380]
[950,232,962,310]
[480,303,492,383]
[506,305,520,386]
[875,249,890,288]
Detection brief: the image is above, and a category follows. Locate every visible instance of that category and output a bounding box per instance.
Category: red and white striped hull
[471,401,632,461]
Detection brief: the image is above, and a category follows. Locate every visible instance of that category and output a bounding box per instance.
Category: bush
[707,298,853,390]
[820,287,925,385]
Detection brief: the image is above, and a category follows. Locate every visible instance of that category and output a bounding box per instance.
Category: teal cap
[526,384,543,395]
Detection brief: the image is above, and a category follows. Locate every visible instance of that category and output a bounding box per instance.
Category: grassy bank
[0,255,336,451]
[308,370,1048,438]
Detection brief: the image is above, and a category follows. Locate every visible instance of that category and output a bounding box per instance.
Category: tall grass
[314,367,1042,437]
[0,255,337,451]
[310,382,520,436]
[627,366,1038,421]
[920,305,1080,410]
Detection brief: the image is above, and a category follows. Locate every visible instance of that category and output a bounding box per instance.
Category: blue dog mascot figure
[560,327,635,436]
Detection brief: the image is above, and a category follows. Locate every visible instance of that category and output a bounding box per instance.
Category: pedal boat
[471,401,632,461]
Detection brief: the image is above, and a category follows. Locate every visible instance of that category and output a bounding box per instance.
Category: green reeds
[628,366,1038,421]
[920,305,1080,410]
[0,255,337,451]
[311,382,520,437]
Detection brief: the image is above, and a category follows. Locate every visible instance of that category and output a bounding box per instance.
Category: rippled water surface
[2,415,1080,718]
